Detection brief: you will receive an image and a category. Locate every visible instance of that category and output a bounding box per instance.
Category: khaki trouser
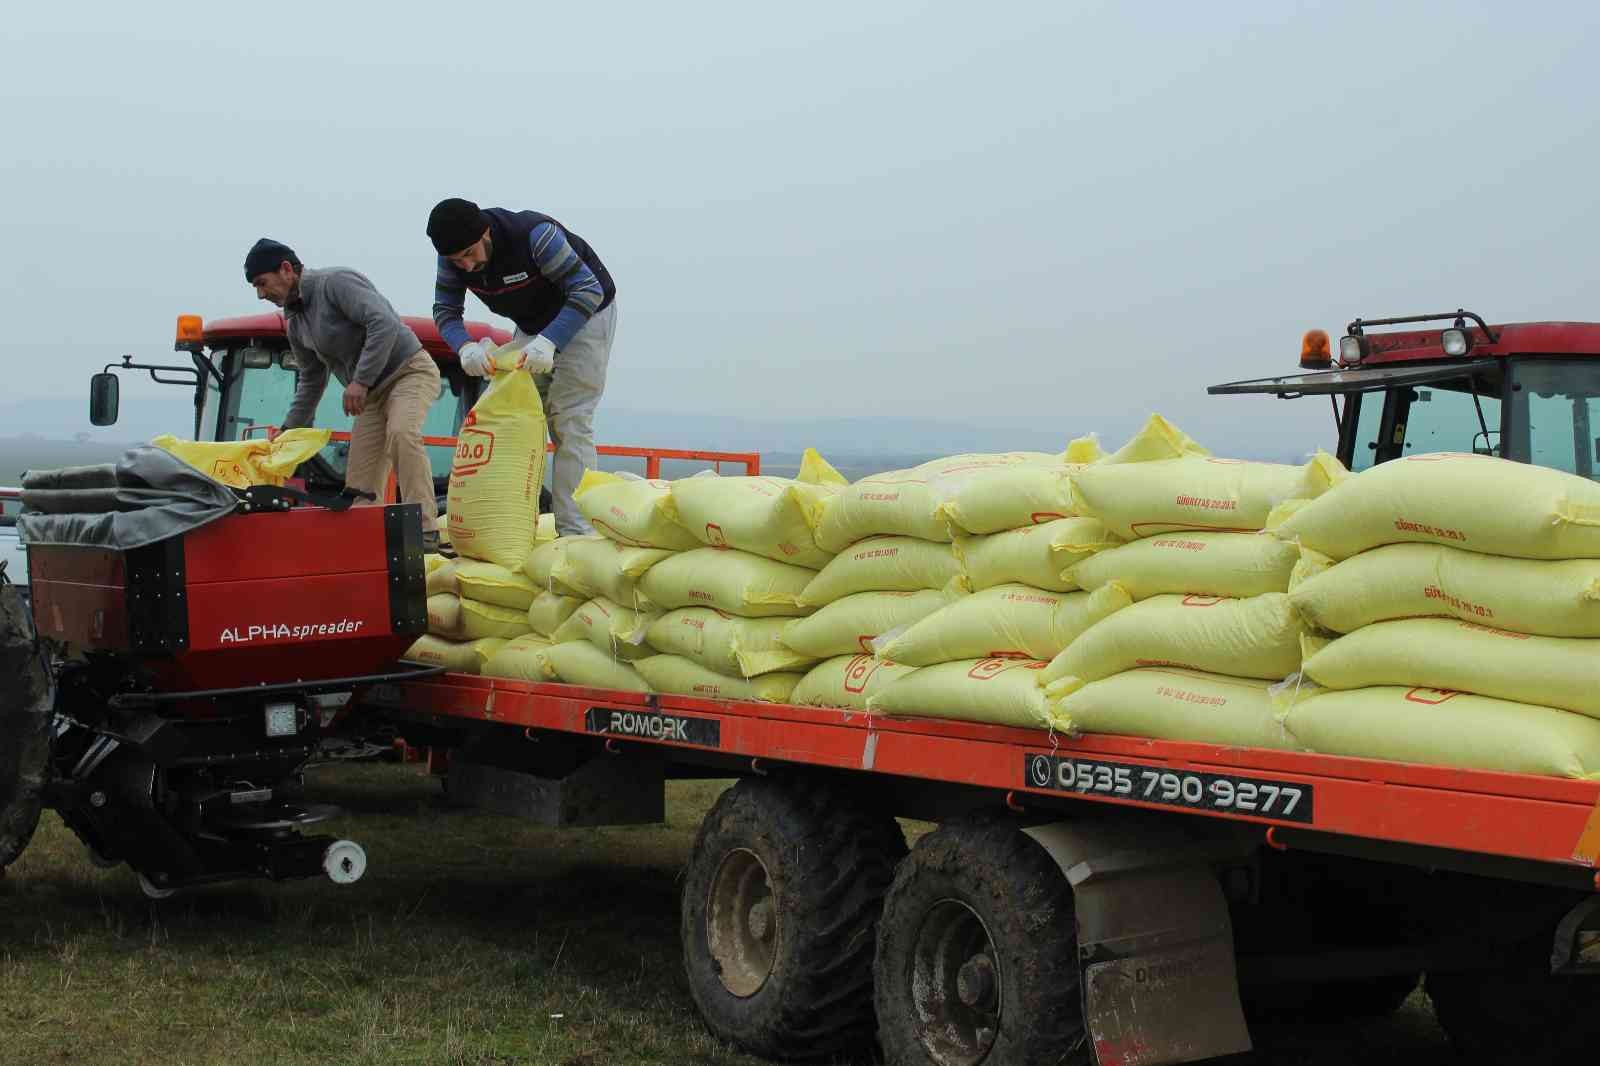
[344,351,441,532]
[536,301,618,536]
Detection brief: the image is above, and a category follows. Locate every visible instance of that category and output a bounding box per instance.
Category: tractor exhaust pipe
[0,575,52,871]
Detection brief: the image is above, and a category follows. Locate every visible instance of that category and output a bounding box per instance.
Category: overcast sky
[3,1,1597,458]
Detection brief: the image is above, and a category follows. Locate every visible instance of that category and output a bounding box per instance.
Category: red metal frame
[242,427,761,493]
[1345,321,1600,369]
[379,675,1600,881]
[0,487,19,517]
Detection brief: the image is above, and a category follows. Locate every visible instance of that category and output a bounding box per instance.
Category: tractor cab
[1210,310,1600,479]
[89,312,510,501]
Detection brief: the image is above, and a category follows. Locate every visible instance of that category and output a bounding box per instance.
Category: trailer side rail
[373,675,1600,883]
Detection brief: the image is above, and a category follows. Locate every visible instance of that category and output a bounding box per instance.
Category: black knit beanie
[427,198,488,255]
[243,238,301,281]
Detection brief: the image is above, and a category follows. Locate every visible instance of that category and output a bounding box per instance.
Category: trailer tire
[874,817,1089,1066]
[0,580,51,871]
[681,776,906,1061]
[1428,947,1600,1063]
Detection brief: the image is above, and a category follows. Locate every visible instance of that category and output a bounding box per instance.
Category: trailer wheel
[681,776,907,1061]
[0,581,51,871]
[874,817,1088,1066]
[1428,948,1600,1062]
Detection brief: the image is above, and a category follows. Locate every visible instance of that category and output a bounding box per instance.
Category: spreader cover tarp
[17,446,238,551]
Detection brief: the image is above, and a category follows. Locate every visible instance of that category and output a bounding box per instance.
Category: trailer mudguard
[1023,815,1256,1066]
[0,577,52,870]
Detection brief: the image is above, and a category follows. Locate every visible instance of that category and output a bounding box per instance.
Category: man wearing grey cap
[244,238,443,550]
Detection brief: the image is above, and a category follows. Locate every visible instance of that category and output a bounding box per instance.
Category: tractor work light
[1339,334,1367,365]
[1300,329,1332,369]
[264,701,299,738]
[1441,327,1472,357]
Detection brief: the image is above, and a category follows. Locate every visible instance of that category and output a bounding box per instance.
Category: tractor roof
[203,313,510,362]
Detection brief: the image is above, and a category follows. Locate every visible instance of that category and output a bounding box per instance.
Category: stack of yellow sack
[821,438,1128,727]
[1277,453,1600,779]
[784,536,968,711]
[621,452,845,701]
[1041,416,1345,749]
[407,556,539,675]
[493,472,692,692]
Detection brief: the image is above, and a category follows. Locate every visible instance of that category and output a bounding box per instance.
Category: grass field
[0,764,1459,1066]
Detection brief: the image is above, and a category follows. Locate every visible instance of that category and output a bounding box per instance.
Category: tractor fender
[0,577,52,870]
[1022,813,1258,1066]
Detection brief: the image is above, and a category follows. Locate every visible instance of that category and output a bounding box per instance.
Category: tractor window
[1347,392,1384,472]
[1396,381,1501,459]
[1509,360,1600,480]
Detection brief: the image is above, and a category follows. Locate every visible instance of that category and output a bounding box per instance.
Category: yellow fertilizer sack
[424,554,459,596]
[1048,668,1300,751]
[403,635,506,675]
[633,655,802,703]
[1072,452,1346,540]
[459,597,533,641]
[800,536,963,606]
[454,561,539,611]
[1286,543,1600,637]
[535,512,557,544]
[553,534,675,610]
[669,475,837,569]
[481,633,556,681]
[955,517,1120,593]
[1301,619,1600,719]
[527,590,585,637]
[1102,414,1209,464]
[446,349,547,568]
[638,547,815,617]
[816,451,1075,552]
[939,439,1101,536]
[1068,531,1299,601]
[1275,452,1600,561]
[574,471,700,550]
[780,589,958,659]
[1042,592,1303,692]
[540,641,652,693]
[550,597,659,661]
[427,593,466,639]
[1283,686,1600,780]
[868,658,1052,729]
[878,583,1132,667]
[523,538,587,598]
[645,608,817,678]
[153,428,332,489]
[790,655,919,711]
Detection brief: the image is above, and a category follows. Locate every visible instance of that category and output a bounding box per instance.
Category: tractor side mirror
[89,372,120,427]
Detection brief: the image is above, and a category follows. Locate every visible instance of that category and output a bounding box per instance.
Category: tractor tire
[0,580,52,871]
[1427,941,1600,1063]
[680,775,907,1062]
[874,817,1089,1066]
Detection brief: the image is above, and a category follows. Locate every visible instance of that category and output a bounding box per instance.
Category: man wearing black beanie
[244,238,443,549]
[427,199,616,536]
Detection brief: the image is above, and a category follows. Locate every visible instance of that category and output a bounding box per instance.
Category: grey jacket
[283,267,423,428]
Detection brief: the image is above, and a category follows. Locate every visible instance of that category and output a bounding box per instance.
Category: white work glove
[458,339,494,378]
[510,328,557,375]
